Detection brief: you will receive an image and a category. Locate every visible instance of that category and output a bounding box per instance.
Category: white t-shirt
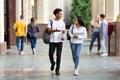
[47,20,65,43]
[69,25,87,44]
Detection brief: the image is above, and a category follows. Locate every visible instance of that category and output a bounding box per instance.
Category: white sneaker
[32,48,36,55]
[20,52,24,55]
[74,69,79,76]
[87,51,90,54]
[100,53,108,56]
[87,51,92,55]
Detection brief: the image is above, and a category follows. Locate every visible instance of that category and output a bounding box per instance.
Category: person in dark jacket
[27,17,39,55]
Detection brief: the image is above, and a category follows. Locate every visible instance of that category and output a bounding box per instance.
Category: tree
[70,0,92,26]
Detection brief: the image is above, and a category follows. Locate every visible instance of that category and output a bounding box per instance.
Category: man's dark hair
[100,14,105,18]
[20,15,24,19]
[77,16,85,27]
[31,17,34,22]
[53,8,62,15]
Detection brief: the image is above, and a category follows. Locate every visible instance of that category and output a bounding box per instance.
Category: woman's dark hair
[100,14,105,18]
[53,8,62,15]
[30,17,35,27]
[31,17,35,22]
[77,16,85,26]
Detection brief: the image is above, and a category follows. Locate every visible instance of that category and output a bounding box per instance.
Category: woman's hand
[61,37,65,40]
[73,34,78,39]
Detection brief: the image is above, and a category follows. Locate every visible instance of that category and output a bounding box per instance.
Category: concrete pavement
[0,39,119,80]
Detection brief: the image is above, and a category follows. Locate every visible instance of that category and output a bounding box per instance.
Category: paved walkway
[0,39,120,80]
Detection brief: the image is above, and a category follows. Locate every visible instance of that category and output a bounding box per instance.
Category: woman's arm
[68,25,74,38]
[78,27,87,39]
[36,25,40,32]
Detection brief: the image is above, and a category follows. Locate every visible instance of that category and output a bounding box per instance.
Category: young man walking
[100,14,108,56]
[14,15,27,55]
[47,8,65,75]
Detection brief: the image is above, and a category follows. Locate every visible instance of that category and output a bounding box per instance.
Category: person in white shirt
[69,16,87,76]
[47,8,65,75]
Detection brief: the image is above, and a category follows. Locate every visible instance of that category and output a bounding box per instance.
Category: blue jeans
[70,43,83,69]
[16,36,25,52]
[101,39,107,53]
[30,37,37,49]
[90,31,101,51]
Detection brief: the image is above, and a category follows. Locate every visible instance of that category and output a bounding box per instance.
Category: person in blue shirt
[100,14,108,56]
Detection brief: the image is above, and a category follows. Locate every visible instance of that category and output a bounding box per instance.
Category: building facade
[0,0,65,54]
[0,0,120,54]
[92,0,120,22]
[0,0,6,54]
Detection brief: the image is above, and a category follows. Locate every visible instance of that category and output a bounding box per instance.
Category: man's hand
[62,30,65,34]
[48,28,61,33]
[55,28,61,32]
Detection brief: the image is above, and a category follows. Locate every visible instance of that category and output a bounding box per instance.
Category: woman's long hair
[77,16,85,27]
[30,17,35,28]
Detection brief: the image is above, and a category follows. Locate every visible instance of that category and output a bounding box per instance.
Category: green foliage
[70,0,92,26]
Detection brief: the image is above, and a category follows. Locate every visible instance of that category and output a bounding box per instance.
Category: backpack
[67,25,74,40]
[42,20,53,44]
[108,23,113,36]
[27,24,34,39]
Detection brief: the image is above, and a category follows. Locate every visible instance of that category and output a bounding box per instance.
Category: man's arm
[47,21,61,33]
[101,23,104,39]
[13,22,17,31]
[48,28,61,33]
